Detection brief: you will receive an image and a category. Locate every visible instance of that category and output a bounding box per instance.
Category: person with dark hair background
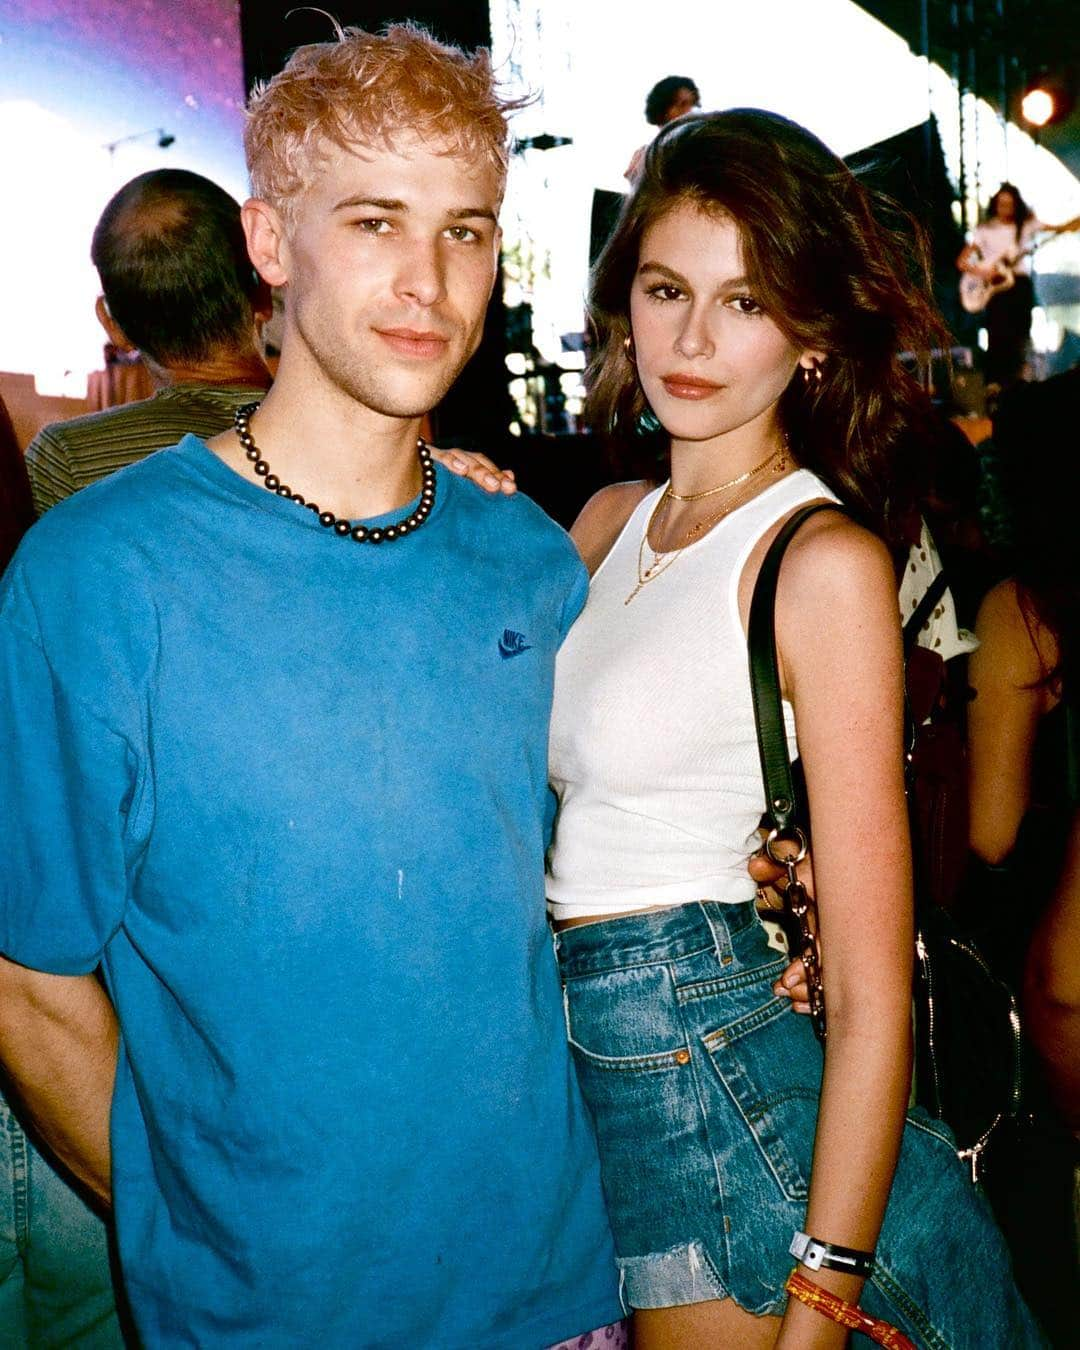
[956,183,1079,393]
[547,109,1041,1346]
[24,168,273,515]
[962,364,1080,1343]
[624,75,700,183]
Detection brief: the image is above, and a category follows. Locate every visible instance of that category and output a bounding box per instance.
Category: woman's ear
[798,351,827,373]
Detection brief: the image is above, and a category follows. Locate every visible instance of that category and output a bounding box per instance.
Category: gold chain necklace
[625,446,789,605]
[667,438,787,501]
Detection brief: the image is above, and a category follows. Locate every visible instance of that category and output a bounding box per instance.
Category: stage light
[1018,72,1075,130]
[1021,88,1055,127]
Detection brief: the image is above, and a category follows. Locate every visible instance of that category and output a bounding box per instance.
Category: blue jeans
[0,1092,123,1348]
[556,901,1047,1348]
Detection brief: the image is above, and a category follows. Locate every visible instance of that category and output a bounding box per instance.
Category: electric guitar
[959,215,1080,314]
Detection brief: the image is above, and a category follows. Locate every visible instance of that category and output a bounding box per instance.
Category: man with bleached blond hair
[0,24,620,1348]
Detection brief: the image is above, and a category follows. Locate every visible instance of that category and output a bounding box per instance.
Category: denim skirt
[555,900,1045,1349]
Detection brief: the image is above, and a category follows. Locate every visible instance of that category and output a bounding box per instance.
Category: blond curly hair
[245,22,525,222]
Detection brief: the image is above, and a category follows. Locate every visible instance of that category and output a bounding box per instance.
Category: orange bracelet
[785,1269,916,1349]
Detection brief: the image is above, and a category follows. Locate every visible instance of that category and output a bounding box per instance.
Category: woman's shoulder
[975,577,1059,687]
[776,507,893,606]
[570,479,655,575]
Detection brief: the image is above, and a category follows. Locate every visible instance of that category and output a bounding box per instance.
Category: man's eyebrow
[332,195,407,212]
[447,207,498,223]
[331,196,496,223]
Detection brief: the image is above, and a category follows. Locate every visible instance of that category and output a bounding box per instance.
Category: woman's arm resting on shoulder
[428,447,517,494]
[0,957,117,1209]
[774,517,912,1346]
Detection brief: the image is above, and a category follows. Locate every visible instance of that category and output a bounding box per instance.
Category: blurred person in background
[624,74,700,184]
[956,184,1080,393]
[963,363,1080,1343]
[24,169,273,516]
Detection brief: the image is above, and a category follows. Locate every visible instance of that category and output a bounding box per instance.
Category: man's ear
[242,199,290,288]
[251,277,274,327]
[95,295,135,352]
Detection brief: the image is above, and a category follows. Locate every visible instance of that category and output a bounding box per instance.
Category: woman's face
[629,202,814,448]
[994,190,1017,222]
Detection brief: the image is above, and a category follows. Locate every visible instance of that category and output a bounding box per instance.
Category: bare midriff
[552,904,673,932]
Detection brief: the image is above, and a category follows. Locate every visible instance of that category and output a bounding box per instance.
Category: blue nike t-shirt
[0,437,619,1348]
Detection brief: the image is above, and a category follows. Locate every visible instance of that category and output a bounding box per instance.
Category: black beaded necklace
[233,401,436,544]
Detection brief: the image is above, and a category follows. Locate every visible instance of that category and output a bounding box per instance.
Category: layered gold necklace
[625,441,788,605]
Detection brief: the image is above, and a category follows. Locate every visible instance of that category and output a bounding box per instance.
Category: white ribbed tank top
[547,469,839,919]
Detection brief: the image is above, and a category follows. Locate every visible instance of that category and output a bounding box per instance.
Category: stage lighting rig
[104,127,176,157]
[512,133,573,154]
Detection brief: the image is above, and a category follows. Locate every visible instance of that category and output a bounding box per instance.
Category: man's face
[663,86,699,124]
[274,134,503,419]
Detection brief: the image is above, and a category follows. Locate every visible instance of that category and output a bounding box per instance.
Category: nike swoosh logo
[499,629,532,660]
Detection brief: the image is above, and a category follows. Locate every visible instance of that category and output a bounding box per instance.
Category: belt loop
[698,901,733,967]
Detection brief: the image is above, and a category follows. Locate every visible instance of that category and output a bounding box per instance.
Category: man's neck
[209,366,428,521]
[146,348,273,393]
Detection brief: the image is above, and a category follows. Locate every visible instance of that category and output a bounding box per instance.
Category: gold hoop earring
[623,334,635,363]
[802,362,823,387]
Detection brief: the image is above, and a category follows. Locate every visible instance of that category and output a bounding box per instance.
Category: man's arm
[0,958,117,1208]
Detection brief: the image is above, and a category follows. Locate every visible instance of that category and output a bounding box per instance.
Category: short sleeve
[556,561,589,643]
[0,612,138,974]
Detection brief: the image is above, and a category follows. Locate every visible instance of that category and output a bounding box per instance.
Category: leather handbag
[747,503,1024,1177]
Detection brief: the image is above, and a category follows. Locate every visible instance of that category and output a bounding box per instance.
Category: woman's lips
[660,373,723,400]
[375,327,450,359]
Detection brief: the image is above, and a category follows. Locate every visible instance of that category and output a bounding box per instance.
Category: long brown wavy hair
[586,108,950,549]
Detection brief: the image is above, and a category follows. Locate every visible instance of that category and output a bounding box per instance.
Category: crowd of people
[0,20,1077,1350]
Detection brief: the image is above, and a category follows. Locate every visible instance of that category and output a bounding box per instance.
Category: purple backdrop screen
[0,0,248,390]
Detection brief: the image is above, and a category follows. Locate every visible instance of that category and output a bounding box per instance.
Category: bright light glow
[0,100,110,394]
[1030,307,1062,354]
[1021,88,1055,128]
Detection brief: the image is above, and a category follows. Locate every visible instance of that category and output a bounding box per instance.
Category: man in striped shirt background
[25,168,273,516]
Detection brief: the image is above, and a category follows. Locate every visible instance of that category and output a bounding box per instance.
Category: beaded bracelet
[785,1269,916,1349]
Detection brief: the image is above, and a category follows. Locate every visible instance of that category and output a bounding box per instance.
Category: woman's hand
[748,844,813,1012]
[429,448,517,495]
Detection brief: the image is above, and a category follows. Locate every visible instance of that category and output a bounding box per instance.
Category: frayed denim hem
[618,1240,736,1311]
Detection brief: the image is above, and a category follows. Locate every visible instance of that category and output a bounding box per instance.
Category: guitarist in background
[957,182,1077,393]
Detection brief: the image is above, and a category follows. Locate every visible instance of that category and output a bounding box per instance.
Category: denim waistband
[553,900,758,978]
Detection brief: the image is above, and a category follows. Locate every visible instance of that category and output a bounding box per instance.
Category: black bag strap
[903,567,951,657]
[748,502,848,838]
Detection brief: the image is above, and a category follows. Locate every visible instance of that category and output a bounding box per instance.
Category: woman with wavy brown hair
[545,109,1042,1348]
